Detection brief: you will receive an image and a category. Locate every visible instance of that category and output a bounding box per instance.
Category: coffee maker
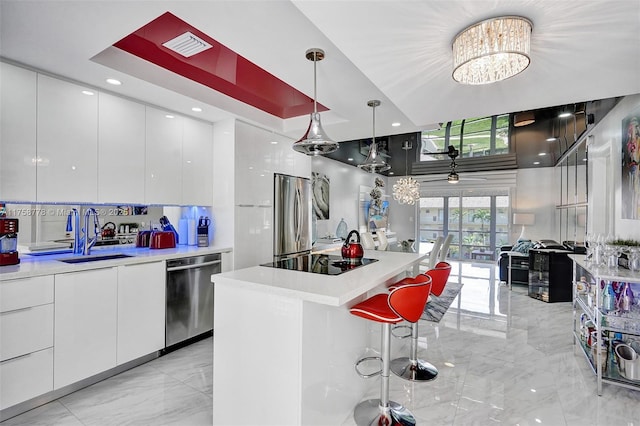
[0,218,19,266]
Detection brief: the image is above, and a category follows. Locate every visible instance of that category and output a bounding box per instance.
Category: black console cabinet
[528,249,573,302]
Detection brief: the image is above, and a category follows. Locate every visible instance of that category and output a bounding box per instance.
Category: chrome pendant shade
[358,100,390,173]
[293,48,338,156]
[452,16,532,85]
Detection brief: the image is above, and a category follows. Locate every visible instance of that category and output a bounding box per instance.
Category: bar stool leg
[354,323,416,426]
[390,322,438,382]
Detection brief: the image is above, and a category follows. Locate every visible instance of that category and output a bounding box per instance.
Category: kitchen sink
[58,254,134,264]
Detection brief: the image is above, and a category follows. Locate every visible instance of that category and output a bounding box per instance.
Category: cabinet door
[117,261,165,365]
[37,74,98,203]
[182,118,213,206]
[145,107,182,205]
[98,93,146,204]
[235,122,273,206]
[54,268,117,389]
[0,62,37,201]
[0,348,53,411]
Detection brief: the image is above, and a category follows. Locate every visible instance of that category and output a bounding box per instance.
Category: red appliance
[341,230,364,263]
[149,231,176,249]
[135,230,152,248]
[0,218,20,266]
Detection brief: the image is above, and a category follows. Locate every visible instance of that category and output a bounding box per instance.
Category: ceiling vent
[162,32,212,57]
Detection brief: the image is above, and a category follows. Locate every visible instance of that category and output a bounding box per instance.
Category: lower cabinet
[0,275,54,411]
[117,261,166,364]
[0,348,54,410]
[54,268,118,389]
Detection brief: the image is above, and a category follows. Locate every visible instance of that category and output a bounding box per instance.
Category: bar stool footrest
[391,324,412,339]
[354,356,383,378]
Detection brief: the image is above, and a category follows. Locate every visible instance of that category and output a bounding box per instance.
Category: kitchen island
[212,249,427,425]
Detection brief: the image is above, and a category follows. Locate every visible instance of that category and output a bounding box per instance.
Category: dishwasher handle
[166,259,221,272]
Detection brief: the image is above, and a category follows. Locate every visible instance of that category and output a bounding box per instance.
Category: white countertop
[569,254,640,281]
[212,249,427,307]
[0,244,233,280]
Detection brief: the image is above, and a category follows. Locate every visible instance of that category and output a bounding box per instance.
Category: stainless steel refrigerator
[274,173,312,260]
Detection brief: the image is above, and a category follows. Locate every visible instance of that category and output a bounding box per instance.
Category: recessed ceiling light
[347,157,354,162]
[389,171,394,175]
[558,112,572,118]
[270,141,278,145]
[191,107,202,112]
[106,78,122,86]
[546,137,557,142]
[165,114,175,119]
[583,158,588,162]
[392,122,401,127]
[533,161,540,165]
[81,90,94,96]
[538,152,546,156]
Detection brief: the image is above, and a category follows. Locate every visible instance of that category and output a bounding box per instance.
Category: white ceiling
[1,0,639,145]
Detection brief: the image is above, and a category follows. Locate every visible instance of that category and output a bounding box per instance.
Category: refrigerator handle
[295,186,302,244]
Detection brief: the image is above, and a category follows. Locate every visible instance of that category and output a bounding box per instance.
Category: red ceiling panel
[113,11,327,119]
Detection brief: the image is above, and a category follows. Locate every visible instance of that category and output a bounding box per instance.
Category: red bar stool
[389,261,452,382]
[350,275,432,426]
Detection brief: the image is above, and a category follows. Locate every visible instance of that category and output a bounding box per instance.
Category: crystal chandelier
[392,141,420,205]
[358,100,391,173]
[293,48,339,155]
[452,16,532,85]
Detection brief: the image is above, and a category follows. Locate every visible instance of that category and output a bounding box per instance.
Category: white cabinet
[182,118,213,206]
[54,268,117,389]
[145,107,183,205]
[0,62,37,202]
[0,275,54,410]
[233,122,310,268]
[98,93,146,204]
[117,261,165,365]
[36,74,98,203]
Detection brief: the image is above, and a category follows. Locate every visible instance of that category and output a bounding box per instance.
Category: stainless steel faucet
[66,208,83,255]
[82,208,100,255]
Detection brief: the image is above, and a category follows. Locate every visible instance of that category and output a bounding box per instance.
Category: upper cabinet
[0,62,37,202]
[1,63,215,206]
[145,107,183,205]
[36,75,98,203]
[98,93,146,204]
[182,119,213,206]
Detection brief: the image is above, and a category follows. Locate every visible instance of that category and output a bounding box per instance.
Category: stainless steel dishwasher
[165,253,221,349]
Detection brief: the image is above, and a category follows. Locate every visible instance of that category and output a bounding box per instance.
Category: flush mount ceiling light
[358,100,390,173]
[293,48,339,156]
[392,140,420,205]
[452,16,533,85]
[514,111,535,127]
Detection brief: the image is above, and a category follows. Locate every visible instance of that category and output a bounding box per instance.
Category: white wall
[212,118,236,269]
[311,156,387,239]
[588,94,640,240]
[512,167,557,242]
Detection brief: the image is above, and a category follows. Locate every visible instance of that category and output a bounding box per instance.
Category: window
[420,114,510,161]
[419,192,509,261]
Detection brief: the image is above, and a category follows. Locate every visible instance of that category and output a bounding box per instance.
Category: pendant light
[292,48,339,156]
[358,100,390,173]
[392,140,420,204]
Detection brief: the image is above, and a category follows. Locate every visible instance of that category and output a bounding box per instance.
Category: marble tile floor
[4,261,640,425]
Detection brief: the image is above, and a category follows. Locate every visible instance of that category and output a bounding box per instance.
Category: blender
[0,218,19,266]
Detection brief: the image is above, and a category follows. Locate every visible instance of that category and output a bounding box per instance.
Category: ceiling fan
[421,145,487,184]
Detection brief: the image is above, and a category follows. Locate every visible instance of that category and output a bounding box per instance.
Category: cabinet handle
[237,204,255,207]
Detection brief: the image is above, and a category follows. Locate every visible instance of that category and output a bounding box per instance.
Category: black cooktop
[261,254,378,275]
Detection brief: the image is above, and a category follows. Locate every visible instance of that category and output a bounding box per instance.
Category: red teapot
[342,230,364,262]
